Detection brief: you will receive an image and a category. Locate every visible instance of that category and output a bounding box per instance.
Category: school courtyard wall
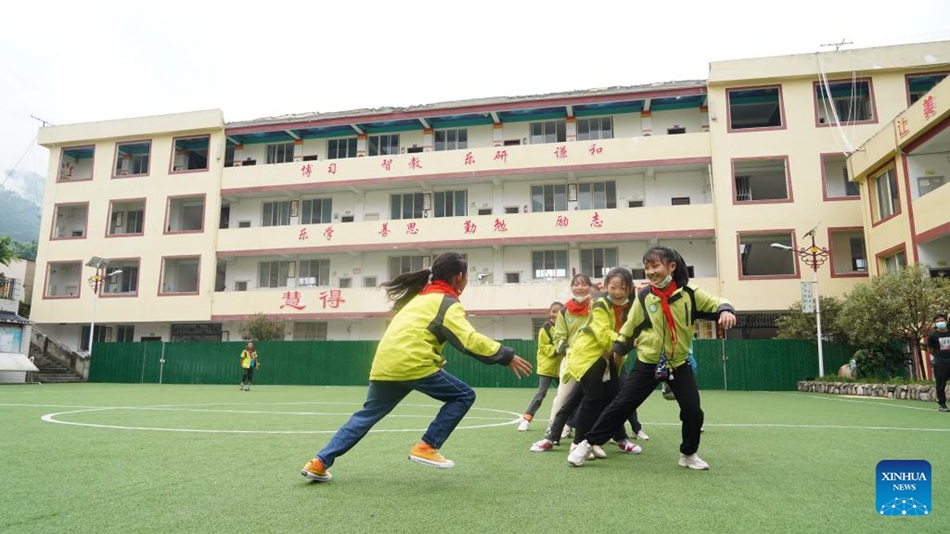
[88,339,853,391]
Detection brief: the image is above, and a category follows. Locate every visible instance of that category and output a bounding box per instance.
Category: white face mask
[572,292,591,302]
[651,274,673,289]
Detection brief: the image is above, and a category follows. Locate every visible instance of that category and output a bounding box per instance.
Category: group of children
[300,246,735,483]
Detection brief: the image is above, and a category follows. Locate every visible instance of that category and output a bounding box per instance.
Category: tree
[12,240,37,261]
[238,313,286,341]
[0,236,15,266]
[836,264,950,379]
[775,295,848,342]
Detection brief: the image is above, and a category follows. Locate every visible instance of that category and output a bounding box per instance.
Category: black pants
[935,361,949,406]
[242,368,255,384]
[545,376,626,443]
[573,357,620,445]
[586,359,703,455]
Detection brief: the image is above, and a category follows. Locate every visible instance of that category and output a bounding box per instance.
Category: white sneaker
[561,426,573,440]
[635,430,650,441]
[678,453,709,470]
[517,418,530,431]
[567,440,591,467]
[591,444,607,459]
[614,439,642,454]
[529,439,554,452]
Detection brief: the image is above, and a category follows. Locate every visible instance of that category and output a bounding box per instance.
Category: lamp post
[771,228,830,377]
[85,256,122,357]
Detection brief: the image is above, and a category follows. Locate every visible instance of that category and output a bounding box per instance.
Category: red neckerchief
[419,279,460,299]
[650,281,679,346]
[610,299,631,333]
[564,298,590,316]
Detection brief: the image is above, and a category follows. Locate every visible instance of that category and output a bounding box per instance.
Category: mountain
[2,169,45,206]
[0,177,42,242]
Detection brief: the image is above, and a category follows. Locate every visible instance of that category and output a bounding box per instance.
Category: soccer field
[1,384,946,533]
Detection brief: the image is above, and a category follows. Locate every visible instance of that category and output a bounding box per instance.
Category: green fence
[89,339,854,391]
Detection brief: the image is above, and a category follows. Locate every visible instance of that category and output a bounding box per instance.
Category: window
[727,86,783,130]
[505,272,521,284]
[434,190,468,218]
[259,260,294,288]
[369,134,399,156]
[576,117,613,141]
[907,73,948,104]
[102,260,140,295]
[44,261,81,298]
[733,158,790,202]
[58,145,94,182]
[51,203,88,239]
[530,120,567,144]
[301,198,332,224]
[872,168,900,221]
[388,255,428,280]
[737,232,796,278]
[671,196,691,205]
[298,259,330,287]
[165,196,205,233]
[171,135,210,172]
[815,79,874,124]
[115,325,135,342]
[363,276,377,288]
[108,199,145,236]
[80,326,107,351]
[234,281,248,291]
[532,250,568,279]
[581,248,618,279]
[327,138,357,160]
[294,322,328,341]
[170,323,223,342]
[263,200,293,227]
[339,277,352,288]
[829,229,867,275]
[882,250,907,274]
[918,176,946,197]
[160,257,200,294]
[531,184,567,212]
[577,181,616,210]
[266,142,295,164]
[114,140,151,177]
[822,154,859,199]
[391,193,424,220]
[434,129,468,151]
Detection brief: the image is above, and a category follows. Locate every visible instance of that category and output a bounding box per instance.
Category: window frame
[158,255,202,296]
[106,197,147,238]
[580,247,619,279]
[301,198,332,225]
[529,120,567,144]
[736,230,799,280]
[390,192,425,220]
[576,116,614,141]
[434,128,468,151]
[433,190,468,218]
[906,72,949,106]
[726,85,786,132]
[531,249,568,280]
[813,78,877,127]
[258,260,294,289]
[112,140,152,178]
[298,259,330,287]
[266,141,296,164]
[368,134,400,156]
[870,166,901,225]
[164,194,206,234]
[827,226,869,279]
[327,137,358,160]
[100,257,142,297]
[731,156,794,204]
[576,181,617,210]
[531,183,567,212]
[262,200,293,227]
[50,202,90,241]
[820,152,860,201]
[42,260,83,300]
[876,243,908,274]
[57,145,95,183]
[169,135,211,174]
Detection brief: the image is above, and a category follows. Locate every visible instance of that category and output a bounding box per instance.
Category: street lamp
[771,227,830,376]
[85,256,122,356]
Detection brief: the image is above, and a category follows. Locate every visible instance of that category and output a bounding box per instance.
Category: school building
[30,40,950,350]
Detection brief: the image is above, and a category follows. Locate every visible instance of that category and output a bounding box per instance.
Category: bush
[238,313,286,341]
[852,345,909,380]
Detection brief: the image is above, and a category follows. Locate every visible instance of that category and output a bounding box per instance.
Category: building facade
[31,41,950,350]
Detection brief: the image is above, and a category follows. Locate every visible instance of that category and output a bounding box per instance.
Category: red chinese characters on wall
[319,289,346,309]
[301,164,313,177]
[493,150,508,163]
[464,152,475,165]
[923,95,937,120]
[323,226,334,241]
[588,143,604,156]
[381,159,393,171]
[406,222,419,235]
[280,290,306,310]
[590,212,603,228]
[493,218,508,232]
[298,228,309,241]
[554,145,568,159]
[555,215,570,228]
[409,157,423,170]
[463,219,477,234]
[379,222,391,237]
[327,163,337,175]
[897,117,910,138]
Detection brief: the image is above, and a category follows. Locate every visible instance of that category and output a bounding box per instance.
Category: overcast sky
[2,0,950,184]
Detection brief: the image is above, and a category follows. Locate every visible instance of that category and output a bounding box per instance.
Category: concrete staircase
[28,328,87,383]
[27,346,84,383]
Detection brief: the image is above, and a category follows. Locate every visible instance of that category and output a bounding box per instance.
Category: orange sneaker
[300,457,332,482]
[408,441,455,468]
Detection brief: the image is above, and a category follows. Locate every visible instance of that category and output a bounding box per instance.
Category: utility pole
[820,39,854,52]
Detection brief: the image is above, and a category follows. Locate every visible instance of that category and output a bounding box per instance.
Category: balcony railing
[221,133,711,194]
[0,277,18,301]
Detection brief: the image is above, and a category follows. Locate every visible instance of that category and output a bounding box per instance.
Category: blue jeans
[316,370,476,468]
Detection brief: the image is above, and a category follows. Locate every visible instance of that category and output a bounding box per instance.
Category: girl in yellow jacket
[516,301,563,431]
[568,246,736,471]
[301,252,532,482]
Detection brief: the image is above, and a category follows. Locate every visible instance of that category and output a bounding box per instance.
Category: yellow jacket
[370,291,515,381]
[567,297,628,381]
[240,350,258,369]
[535,319,560,378]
